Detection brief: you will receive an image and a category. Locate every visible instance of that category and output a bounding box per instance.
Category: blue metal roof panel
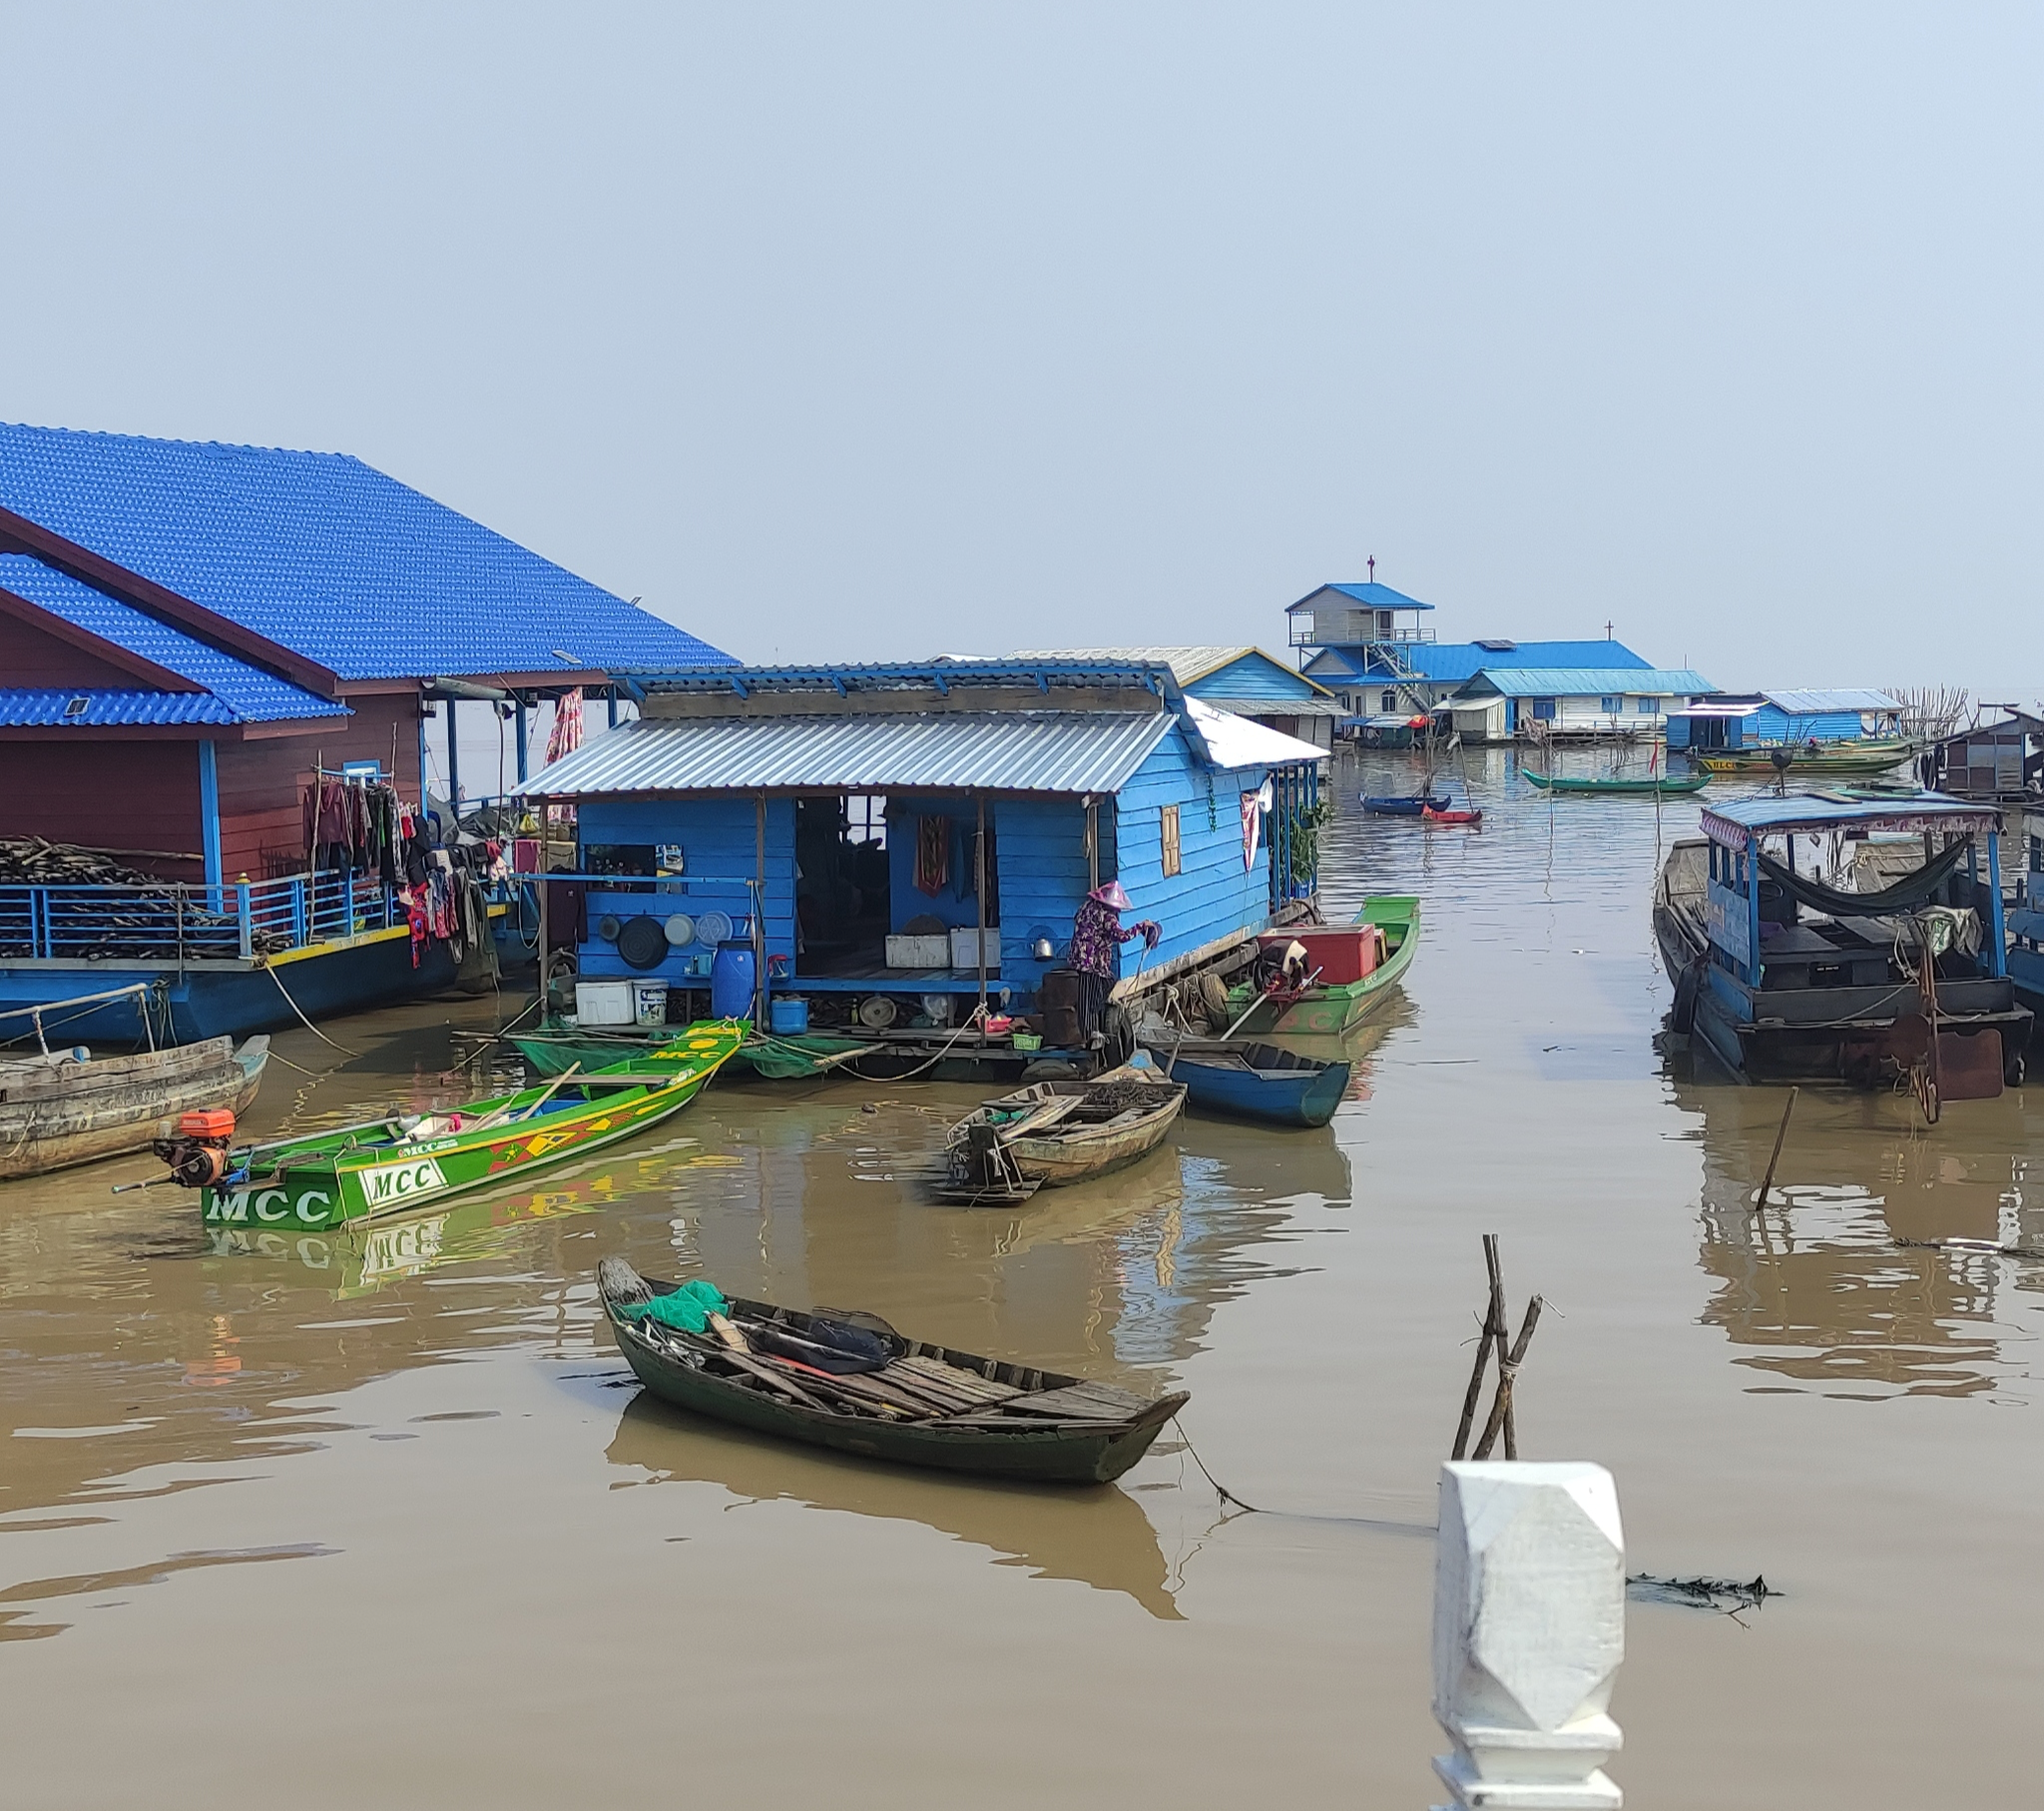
[0,422,736,682]
[1289,581,1435,612]
[521,710,1179,796]
[1702,791,1998,847]
[1460,667,1717,696]
[0,687,241,726]
[0,554,347,722]
[1760,688,1904,714]
[1399,641,1656,681]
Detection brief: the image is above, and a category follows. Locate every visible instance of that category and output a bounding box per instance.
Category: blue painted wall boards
[574,796,793,984]
[1183,652,1326,704]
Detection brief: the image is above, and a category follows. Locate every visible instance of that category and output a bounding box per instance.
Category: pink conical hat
[1089,882,1132,910]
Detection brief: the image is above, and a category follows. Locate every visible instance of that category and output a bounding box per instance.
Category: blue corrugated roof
[1398,640,1655,681]
[1289,581,1435,613]
[1458,667,1717,697]
[0,554,346,723]
[0,422,735,681]
[0,687,242,726]
[1758,688,1903,714]
[1702,791,1997,845]
[522,710,1179,796]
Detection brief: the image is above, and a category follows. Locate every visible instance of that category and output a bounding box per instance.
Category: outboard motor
[153,1109,237,1188]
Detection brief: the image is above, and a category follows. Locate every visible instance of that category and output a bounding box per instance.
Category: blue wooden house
[521,660,1327,1025]
[1666,689,1905,752]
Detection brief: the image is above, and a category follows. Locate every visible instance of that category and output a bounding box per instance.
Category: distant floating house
[521,660,1326,1030]
[0,421,728,1042]
[1666,689,1905,754]
[1441,667,1721,742]
[1285,577,1712,741]
[1924,711,2044,802]
[1010,646,1343,747]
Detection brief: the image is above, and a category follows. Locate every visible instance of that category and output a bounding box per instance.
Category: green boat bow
[197,1022,745,1231]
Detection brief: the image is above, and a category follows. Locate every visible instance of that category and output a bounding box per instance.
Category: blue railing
[0,872,404,964]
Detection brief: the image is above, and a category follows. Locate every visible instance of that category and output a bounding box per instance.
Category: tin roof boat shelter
[521,659,1327,1020]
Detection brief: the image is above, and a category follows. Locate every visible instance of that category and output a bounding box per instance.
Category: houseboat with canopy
[1654,791,2029,1099]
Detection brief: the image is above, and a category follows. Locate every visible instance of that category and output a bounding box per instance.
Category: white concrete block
[1431,1462,1625,1810]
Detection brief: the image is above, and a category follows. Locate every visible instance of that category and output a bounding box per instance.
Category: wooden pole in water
[1754,1086,1799,1213]
[1472,1294,1544,1461]
[1451,1233,1507,1461]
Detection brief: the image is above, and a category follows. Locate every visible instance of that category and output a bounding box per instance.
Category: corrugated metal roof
[0,421,735,681]
[1399,640,1656,681]
[1760,688,1903,714]
[0,687,241,726]
[1703,791,1997,847]
[1183,697,1326,768]
[1287,581,1435,612]
[521,710,1179,796]
[1010,645,1248,684]
[0,554,347,722]
[1459,667,1718,697]
[1010,645,1336,699]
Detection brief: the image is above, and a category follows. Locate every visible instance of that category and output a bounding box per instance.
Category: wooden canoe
[1694,738,1917,777]
[1224,897,1419,1038]
[0,1036,269,1180]
[937,1070,1185,1201]
[1523,769,1710,795]
[1362,793,1450,816]
[190,1025,744,1230]
[599,1257,1188,1484]
[1146,1039,1350,1129]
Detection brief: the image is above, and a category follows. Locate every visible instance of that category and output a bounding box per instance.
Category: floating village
[4,422,2037,1804]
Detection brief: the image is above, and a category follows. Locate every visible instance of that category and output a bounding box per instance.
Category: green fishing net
[617,1278,730,1334]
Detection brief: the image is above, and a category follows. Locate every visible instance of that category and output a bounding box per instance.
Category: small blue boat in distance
[1142,1039,1351,1129]
[1362,793,1450,817]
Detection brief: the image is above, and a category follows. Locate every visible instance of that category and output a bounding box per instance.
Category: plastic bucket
[711,940,758,1021]
[768,996,809,1034]
[632,980,670,1028]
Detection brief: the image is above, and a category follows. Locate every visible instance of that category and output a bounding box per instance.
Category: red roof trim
[0,586,202,691]
[0,504,340,697]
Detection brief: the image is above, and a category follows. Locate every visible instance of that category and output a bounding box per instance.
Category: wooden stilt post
[975,790,988,1023]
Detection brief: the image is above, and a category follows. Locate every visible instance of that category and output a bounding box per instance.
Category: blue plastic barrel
[711,939,758,1021]
[768,996,808,1034]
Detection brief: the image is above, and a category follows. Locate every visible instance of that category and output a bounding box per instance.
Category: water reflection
[1680,1077,2041,1399]
[607,1393,1182,1618]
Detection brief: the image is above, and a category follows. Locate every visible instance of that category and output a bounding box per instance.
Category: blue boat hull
[1168,1053,1351,1128]
[1361,794,1450,817]
[0,930,463,1047]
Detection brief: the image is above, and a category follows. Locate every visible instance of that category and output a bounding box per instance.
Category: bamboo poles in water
[1450,1233,1545,1462]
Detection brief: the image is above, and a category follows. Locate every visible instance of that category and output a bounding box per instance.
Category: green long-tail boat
[183,1022,745,1232]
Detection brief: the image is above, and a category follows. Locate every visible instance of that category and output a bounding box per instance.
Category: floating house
[1666,689,1905,754]
[1925,711,2043,802]
[1438,667,1720,742]
[519,660,1326,1029]
[0,421,728,1043]
[1284,579,1710,741]
[1010,646,1343,747]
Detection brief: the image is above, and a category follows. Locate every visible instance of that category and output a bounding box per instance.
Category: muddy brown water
[3,749,2038,1806]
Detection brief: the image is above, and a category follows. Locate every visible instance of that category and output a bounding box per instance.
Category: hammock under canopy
[1757,840,1971,919]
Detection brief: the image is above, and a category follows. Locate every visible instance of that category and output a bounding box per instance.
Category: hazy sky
[5,5,2037,699]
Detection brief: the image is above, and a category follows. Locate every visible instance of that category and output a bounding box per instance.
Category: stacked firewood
[0,839,163,887]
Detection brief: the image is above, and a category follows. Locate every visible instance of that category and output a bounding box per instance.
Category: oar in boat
[469,1062,581,1134]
